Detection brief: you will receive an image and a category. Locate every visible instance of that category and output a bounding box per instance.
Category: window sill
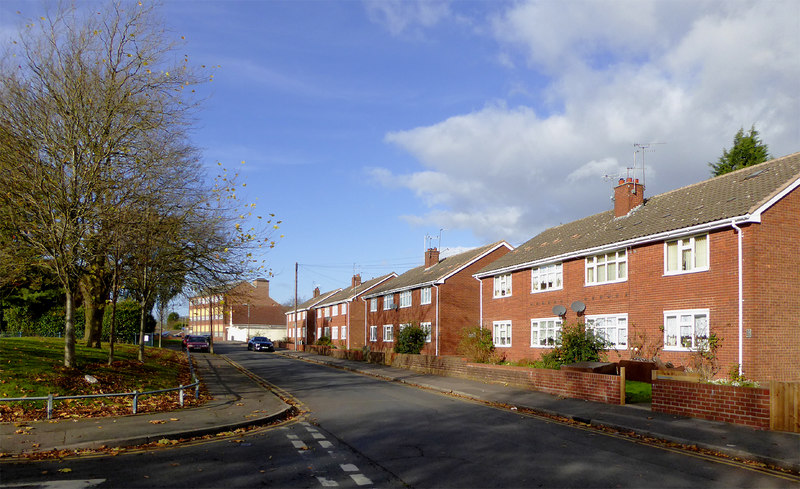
[530,287,563,294]
[494,344,512,348]
[663,346,692,352]
[663,267,709,277]
[492,294,513,299]
[584,279,627,287]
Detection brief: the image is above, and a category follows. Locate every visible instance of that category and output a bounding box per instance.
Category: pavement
[1,347,798,474]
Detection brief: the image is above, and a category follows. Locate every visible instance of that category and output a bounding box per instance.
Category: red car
[182,335,210,353]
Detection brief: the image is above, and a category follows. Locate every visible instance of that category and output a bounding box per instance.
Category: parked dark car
[183,335,210,353]
[247,336,274,352]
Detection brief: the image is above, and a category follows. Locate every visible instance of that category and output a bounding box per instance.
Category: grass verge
[0,337,208,421]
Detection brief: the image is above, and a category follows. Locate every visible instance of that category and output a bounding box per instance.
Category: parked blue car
[247,336,275,352]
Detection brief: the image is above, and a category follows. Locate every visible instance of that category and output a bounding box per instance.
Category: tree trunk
[81,275,108,348]
[108,264,120,365]
[138,301,146,362]
[64,288,76,368]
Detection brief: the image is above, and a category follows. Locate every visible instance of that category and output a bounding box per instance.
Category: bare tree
[0,2,203,367]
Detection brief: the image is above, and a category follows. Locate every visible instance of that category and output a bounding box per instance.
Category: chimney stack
[352,274,362,287]
[424,248,440,268]
[614,177,645,217]
[313,287,320,298]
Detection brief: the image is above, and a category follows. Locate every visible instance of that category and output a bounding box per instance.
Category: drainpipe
[731,221,744,377]
[478,277,483,331]
[434,284,440,356]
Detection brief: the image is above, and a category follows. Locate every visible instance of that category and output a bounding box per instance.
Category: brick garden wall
[392,354,623,405]
[652,379,770,429]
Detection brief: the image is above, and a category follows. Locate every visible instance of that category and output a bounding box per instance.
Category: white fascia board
[473,216,754,278]
[435,241,514,284]
[362,280,438,299]
[347,274,398,301]
[748,175,800,223]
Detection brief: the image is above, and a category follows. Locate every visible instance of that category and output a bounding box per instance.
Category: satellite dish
[552,305,567,316]
[570,301,586,314]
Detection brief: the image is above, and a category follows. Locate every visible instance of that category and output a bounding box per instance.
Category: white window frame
[369,325,378,342]
[531,263,563,293]
[331,326,338,340]
[421,321,432,343]
[585,313,628,349]
[301,311,306,320]
[383,294,395,310]
[317,309,322,319]
[317,327,322,339]
[585,249,627,286]
[493,321,512,347]
[341,326,347,340]
[370,298,377,312]
[324,306,330,317]
[663,309,710,351]
[331,305,338,317]
[530,318,562,348]
[399,291,412,308]
[383,324,394,342]
[665,234,709,275]
[421,287,432,305]
[341,303,347,315]
[493,274,512,298]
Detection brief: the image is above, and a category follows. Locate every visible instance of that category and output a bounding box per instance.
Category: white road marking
[316,476,339,487]
[286,434,299,439]
[350,474,373,486]
[340,464,359,472]
[291,440,307,449]
[0,481,106,489]
[312,433,325,439]
[319,440,333,448]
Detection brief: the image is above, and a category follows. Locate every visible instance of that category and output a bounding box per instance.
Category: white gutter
[474,215,755,279]
[731,221,744,377]
[434,284,440,356]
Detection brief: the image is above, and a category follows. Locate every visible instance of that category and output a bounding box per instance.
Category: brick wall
[651,380,770,429]
[392,354,623,405]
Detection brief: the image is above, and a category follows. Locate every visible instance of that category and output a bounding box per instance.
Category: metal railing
[0,351,201,419]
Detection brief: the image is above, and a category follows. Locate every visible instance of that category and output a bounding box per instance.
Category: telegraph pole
[294,262,298,351]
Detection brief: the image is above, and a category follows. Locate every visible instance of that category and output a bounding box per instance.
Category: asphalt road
[1,344,795,488]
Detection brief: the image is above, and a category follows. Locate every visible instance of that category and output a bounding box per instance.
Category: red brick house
[312,273,397,349]
[285,287,340,349]
[188,278,285,341]
[363,241,513,356]
[474,152,800,382]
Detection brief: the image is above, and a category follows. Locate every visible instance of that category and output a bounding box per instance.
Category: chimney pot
[626,177,633,183]
[618,178,625,185]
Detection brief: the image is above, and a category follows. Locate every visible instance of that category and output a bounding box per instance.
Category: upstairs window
[399,291,412,308]
[531,263,563,292]
[665,234,708,274]
[331,305,337,317]
[341,303,347,315]
[370,298,377,312]
[421,287,432,305]
[586,250,627,285]
[383,294,395,310]
[493,274,512,298]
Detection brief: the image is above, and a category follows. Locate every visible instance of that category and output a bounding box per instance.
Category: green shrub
[394,324,427,354]
[316,336,332,346]
[533,323,607,369]
[456,326,505,364]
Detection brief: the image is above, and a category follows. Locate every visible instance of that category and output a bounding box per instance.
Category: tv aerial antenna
[424,229,444,252]
[632,142,665,188]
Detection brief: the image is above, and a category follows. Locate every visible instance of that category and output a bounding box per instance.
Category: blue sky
[2,1,798,310]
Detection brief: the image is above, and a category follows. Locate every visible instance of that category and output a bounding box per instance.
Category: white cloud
[364,0,452,36]
[372,0,800,244]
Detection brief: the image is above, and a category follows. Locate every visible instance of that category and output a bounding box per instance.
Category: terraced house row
[287,152,800,383]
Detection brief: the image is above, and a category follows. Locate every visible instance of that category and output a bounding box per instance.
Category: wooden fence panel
[770,381,800,433]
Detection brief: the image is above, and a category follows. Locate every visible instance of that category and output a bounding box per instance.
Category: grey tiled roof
[364,241,511,297]
[315,273,397,307]
[287,289,341,313]
[477,152,800,276]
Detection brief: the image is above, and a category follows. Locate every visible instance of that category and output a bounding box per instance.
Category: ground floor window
[341,326,346,341]
[585,314,628,349]
[331,326,338,340]
[383,324,394,342]
[493,321,512,347]
[323,326,331,338]
[664,309,709,350]
[421,322,432,343]
[317,327,321,339]
[369,325,377,342]
[530,318,562,347]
